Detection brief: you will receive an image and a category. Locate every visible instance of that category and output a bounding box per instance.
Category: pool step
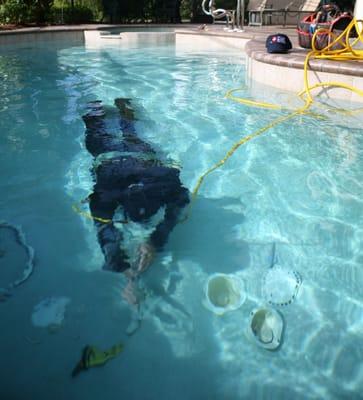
[84,30,176,46]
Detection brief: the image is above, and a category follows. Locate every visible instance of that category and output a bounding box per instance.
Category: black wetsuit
[82,98,189,273]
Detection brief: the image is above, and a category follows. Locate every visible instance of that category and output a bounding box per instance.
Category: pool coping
[244,38,363,77]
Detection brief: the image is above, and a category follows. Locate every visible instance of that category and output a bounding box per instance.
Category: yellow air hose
[72,203,113,224]
[191,18,363,205]
[72,202,128,224]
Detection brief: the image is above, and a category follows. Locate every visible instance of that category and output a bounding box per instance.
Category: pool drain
[262,265,302,307]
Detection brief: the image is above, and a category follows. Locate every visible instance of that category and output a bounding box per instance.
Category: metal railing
[202,0,245,31]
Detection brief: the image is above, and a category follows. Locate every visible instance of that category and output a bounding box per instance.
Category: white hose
[355,0,363,33]
[0,222,35,299]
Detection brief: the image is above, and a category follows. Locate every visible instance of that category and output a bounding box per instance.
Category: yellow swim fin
[72,342,124,377]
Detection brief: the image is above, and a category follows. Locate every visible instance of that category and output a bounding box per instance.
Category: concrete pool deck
[1,23,362,102]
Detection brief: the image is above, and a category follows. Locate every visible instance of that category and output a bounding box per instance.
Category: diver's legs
[96,223,130,272]
[114,98,138,135]
[114,98,157,156]
[89,194,131,272]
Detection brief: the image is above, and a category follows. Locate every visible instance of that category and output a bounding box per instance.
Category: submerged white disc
[31,297,71,328]
[262,265,302,307]
[204,273,246,315]
[248,307,283,350]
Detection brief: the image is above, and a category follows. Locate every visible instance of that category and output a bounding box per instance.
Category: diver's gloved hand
[134,242,155,275]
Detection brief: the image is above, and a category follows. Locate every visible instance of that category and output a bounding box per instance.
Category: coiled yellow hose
[191,19,363,203]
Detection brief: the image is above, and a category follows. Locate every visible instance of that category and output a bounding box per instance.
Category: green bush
[0,0,29,24]
[0,0,54,25]
[50,5,94,24]
[0,0,198,25]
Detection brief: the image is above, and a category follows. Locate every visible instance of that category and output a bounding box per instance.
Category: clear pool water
[0,38,363,400]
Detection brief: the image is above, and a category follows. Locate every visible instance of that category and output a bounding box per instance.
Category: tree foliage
[100,0,183,23]
[0,0,54,24]
[0,0,357,25]
[0,0,255,25]
[0,0,184,24]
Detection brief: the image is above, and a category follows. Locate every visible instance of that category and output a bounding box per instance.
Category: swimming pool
[0,36,363,400]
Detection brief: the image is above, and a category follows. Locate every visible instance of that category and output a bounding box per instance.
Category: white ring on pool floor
[262,265,302,307]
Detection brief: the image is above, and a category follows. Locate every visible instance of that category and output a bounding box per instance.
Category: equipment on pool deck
[204,273,246,315]
[297,4,353,50]
[247,307,283,350]
[72,342,124,377]
[201,0,245,31]
[266,33,292,53]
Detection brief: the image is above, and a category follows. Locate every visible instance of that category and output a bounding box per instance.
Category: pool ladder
[201,0,245,32]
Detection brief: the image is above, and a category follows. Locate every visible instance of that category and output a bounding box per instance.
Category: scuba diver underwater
[81,97,189,329]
